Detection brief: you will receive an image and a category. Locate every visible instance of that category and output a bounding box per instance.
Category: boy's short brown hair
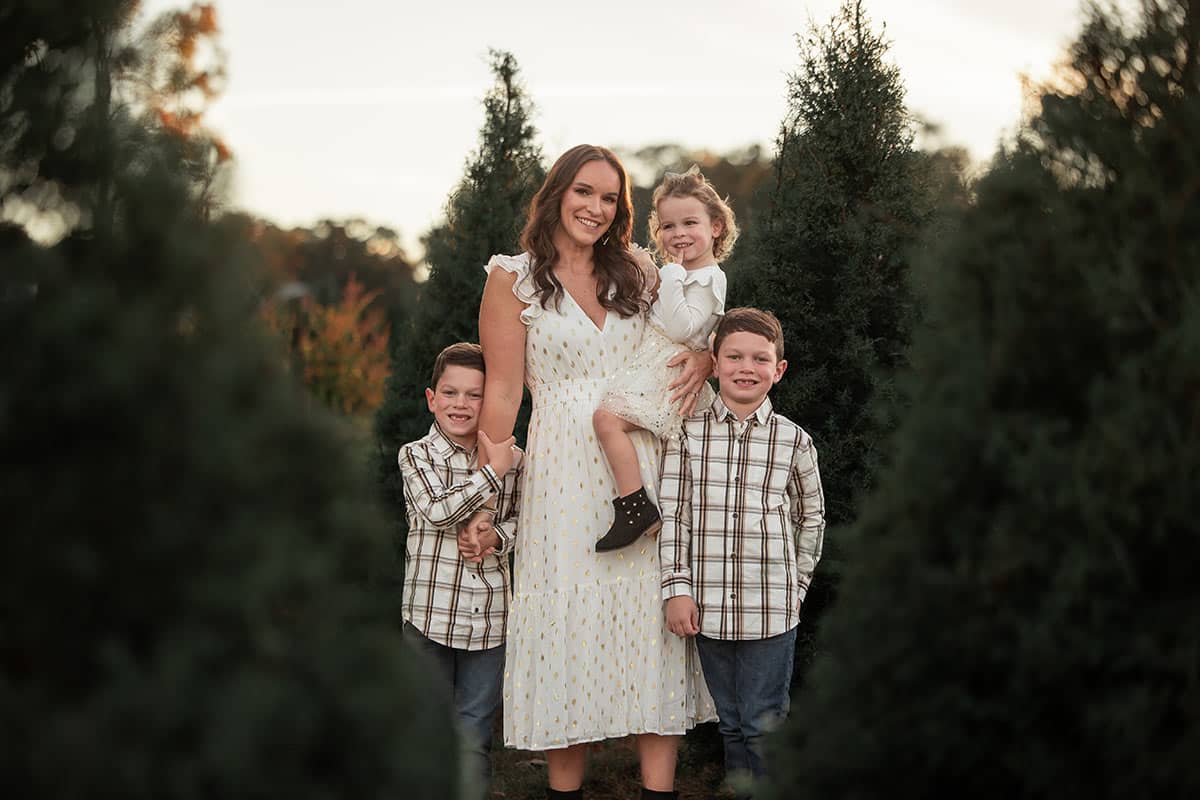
[430,342,485,387]
[713,308,785,360]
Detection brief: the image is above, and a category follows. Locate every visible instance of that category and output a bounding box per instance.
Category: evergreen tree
[374,50,543,528]
[731,0,935,684]
[766,1,1200,796]
[1,4,457,796]
[734,0,932,526]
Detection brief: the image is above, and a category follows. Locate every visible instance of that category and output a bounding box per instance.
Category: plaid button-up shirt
[658,395,825,640]
[399,423,522,650]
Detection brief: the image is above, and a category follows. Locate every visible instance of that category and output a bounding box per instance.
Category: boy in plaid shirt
[658,308,825,796]
[399,342,522,800]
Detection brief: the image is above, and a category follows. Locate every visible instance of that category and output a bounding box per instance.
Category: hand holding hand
[478,430,518,476]
[457,511,498,563]
[665,596,700,637]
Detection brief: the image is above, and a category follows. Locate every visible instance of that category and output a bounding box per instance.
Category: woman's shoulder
[484,251,533,278]
[483,252,543,324]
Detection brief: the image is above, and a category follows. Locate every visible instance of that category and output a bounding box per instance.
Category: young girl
[593,166,738,552]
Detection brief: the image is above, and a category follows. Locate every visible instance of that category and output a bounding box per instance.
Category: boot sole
[596,520,662,553]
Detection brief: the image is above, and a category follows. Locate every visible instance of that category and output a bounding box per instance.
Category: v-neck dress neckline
[562,283,610,334]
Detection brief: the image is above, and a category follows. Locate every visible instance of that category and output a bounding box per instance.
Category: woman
[476,145,715,799]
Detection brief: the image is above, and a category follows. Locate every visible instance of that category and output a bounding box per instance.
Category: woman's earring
[599,233,610,247]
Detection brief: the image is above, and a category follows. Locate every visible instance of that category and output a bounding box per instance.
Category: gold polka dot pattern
[486,253,716,750]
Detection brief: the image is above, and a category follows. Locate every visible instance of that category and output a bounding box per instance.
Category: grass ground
[489,722,732,800]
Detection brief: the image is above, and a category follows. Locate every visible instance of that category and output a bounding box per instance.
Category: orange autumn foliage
[262,274,391,417]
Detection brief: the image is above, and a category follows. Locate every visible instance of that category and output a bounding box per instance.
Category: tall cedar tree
[764,1,1200,797]
[735,0,930,524]
[731,0,933,681]
[374,50,543,532]
[0,4,457,797]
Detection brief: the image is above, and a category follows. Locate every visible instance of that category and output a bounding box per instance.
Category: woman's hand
[667,348,715,416]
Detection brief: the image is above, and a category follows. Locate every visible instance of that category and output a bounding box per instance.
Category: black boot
[595,487,661,552]
[641,789,678,799]
[547,789,582,799]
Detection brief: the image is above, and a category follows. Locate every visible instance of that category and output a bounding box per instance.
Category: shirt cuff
[659,262,687,282]
[661,573,693,601]
[493,522,515,556]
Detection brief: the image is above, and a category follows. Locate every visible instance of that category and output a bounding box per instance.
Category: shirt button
[729,593,736,599]
[474,607,480,613]
[733,476,739,482]
[731,512,738,519]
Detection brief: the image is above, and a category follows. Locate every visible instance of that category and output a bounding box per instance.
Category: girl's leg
[593,409,662,552]
[546,743,588,791]
[636,733,680,792]
[593,408,644,495]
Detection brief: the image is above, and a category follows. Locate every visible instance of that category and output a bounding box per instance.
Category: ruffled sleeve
[683,265,727,316]
[654,264,728,346]
[484,252,543,326]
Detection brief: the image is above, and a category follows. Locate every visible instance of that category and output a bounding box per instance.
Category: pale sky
[141,0,1099,261]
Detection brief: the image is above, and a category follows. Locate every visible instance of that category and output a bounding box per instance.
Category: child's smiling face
[656,194,723,269]
[714,330,787,414]
[425,365,485,448]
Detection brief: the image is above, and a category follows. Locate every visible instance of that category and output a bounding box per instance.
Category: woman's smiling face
[556,159,621,249]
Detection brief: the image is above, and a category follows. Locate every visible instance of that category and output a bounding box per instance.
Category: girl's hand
[672,244,686,267]
[667,349,714,416]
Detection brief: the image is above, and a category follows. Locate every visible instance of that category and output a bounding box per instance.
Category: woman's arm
[399,444,500,529]
[478,267,528,461]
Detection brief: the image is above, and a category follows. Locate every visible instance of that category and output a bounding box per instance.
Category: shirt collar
[428,422,476,459]
[710,394,774,425]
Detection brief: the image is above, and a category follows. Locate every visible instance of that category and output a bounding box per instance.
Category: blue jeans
[402,623,504,800]
[695,627,797,787]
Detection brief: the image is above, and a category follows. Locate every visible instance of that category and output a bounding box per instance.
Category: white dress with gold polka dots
[486,252,716,750]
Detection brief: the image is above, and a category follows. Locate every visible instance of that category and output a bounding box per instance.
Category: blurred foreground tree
[766,1,1200,796]
[0,0,230,236]
[374,49,544,531]
[0,3,458,796]
[119,1,231,212]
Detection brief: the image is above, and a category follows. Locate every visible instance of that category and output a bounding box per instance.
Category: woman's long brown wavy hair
[520,144,648,318]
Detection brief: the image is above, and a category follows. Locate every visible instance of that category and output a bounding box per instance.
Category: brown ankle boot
[595,486,661,552]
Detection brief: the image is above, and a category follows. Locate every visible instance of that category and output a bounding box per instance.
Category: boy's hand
[478,430,518,476]
[665,596,700,637]
[457,511,499,562]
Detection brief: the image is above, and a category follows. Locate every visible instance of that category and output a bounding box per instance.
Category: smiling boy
[398,342,522,800]
[657,308,826,797]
